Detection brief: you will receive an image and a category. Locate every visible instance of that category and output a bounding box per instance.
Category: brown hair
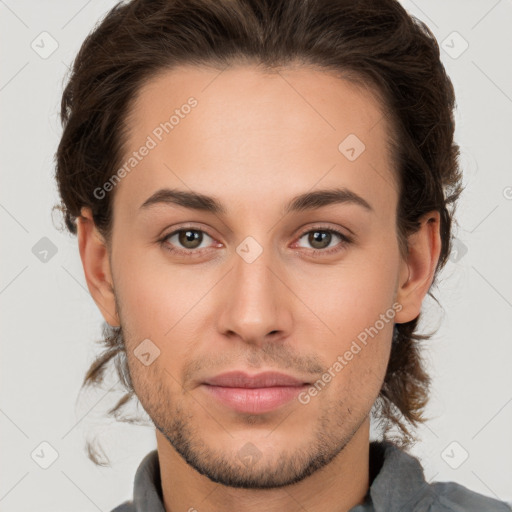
[54,0,463,464]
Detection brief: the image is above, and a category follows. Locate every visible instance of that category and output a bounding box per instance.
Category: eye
[159,227,219,256]
[294,227,352,256]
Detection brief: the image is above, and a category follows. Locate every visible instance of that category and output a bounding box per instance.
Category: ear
[76,207,120,327]
[394,210,442,324]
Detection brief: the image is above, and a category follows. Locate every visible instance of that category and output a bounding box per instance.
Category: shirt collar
[132,449,165,512]
[353,440,434,511]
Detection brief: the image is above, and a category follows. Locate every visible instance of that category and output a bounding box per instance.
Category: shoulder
[367,440,511,512]
[429,480,512,512]
[109,500,135,512]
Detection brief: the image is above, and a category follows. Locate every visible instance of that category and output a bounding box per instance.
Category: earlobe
[394,211,442,324]
[76,207,119,327]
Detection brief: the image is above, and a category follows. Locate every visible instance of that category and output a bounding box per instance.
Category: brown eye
[294,227,352,256]
[307,230,333,250]
[162,228,215,254]
[177,229,203,249]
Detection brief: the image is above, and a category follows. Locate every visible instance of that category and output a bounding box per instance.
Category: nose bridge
[217,236,291,343]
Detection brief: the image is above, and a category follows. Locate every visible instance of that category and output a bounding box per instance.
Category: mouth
[200,371,310,414]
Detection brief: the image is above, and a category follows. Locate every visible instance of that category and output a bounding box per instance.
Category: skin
[77,64,441,512]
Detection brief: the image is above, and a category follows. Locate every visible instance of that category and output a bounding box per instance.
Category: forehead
[114,63,398,219]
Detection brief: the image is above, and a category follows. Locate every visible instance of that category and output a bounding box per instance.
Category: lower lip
[201,384,308,414]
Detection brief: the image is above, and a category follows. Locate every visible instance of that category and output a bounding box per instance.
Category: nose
[216,242,293,347]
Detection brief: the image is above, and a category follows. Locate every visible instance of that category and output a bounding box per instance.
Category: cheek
[310,292,394,415]
[293,240,398,394]
[297,241,399,342]
[112,247,188,338]
[114,249,212,375]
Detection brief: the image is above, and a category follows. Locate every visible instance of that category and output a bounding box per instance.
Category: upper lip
[203,371,308,388]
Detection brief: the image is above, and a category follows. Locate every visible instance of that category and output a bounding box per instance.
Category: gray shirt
[111,440,511,511]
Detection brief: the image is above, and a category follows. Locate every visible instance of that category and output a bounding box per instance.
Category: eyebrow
[139,187,374,216]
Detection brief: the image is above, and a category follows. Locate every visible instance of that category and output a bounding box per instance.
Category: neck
[156,417,371,512]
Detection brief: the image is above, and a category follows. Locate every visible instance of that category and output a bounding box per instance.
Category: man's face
[107,64,404,488]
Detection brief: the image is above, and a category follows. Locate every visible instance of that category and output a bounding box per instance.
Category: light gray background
[1,0,511,510]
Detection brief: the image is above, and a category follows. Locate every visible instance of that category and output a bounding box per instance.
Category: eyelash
[158,224,353,258]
